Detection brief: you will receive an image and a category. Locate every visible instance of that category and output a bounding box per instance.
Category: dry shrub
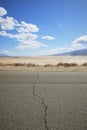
[56,62,64,67]
[81,63,87,66]
[0,62,38,67]
[27,63,37,67]
[44,64,55,67]
[13,63,25,66]
[57,62,78,67]
[5,63,13,66]
[0,63,4,66]
[67,63,78,67]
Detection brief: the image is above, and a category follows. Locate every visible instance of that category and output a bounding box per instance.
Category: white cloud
[15,33,38,42]
[17,41,47,50]
[42,35,55,40]
[0,7,48,50]
[1,50,11,55]
[0,30,47,49]
[0,31,38,40]
[41,46,74,55]
[3,50,10,54]
[73,35,87,44]
[0,31,16,38]
[0,7,7,16]
[0,30,46,49]
[0,31,7,36]
[40,35,87,55]
[17,21,39,33]
[71,43,85,49]
[0,16,18,30]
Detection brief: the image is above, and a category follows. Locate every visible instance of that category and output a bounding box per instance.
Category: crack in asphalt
[33,73,49,130]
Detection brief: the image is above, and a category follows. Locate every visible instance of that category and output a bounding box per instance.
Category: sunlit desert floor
[0,56,87,72]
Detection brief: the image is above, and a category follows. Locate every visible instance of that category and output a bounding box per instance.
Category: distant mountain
[0,53,9,57]
[53,48,87,56]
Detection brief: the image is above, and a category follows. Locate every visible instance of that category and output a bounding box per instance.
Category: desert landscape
[0,56,87,72]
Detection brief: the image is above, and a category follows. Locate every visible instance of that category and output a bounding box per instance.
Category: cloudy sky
[0,0,87,56]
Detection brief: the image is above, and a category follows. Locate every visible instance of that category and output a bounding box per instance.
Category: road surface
[0,71,87,130]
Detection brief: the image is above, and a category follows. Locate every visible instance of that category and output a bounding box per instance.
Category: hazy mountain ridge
[53,49,87,56]
[0,53,9,57]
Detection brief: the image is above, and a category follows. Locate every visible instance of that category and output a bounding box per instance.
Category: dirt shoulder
[0,66,87,72]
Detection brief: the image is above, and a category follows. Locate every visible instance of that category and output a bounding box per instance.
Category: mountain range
[0,53,9,57]
[53,48,87,56]
[0,48,87,57]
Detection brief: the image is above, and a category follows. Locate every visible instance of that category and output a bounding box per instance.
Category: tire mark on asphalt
[33,73,49,130]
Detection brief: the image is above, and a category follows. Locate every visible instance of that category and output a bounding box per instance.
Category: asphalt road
[0,71,87,130]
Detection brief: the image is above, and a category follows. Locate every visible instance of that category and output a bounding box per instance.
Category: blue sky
[0,0,87,56]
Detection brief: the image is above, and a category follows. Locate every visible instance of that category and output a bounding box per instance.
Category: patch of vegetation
[0,63,4,66]
[81,63,87,66]
[57,62,78,67]
[44,64,55,67]
[13,63,26,66]
[27,63,38,67]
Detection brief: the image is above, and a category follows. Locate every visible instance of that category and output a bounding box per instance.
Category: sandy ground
[0,56,87,72]
[0,56,87,65]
